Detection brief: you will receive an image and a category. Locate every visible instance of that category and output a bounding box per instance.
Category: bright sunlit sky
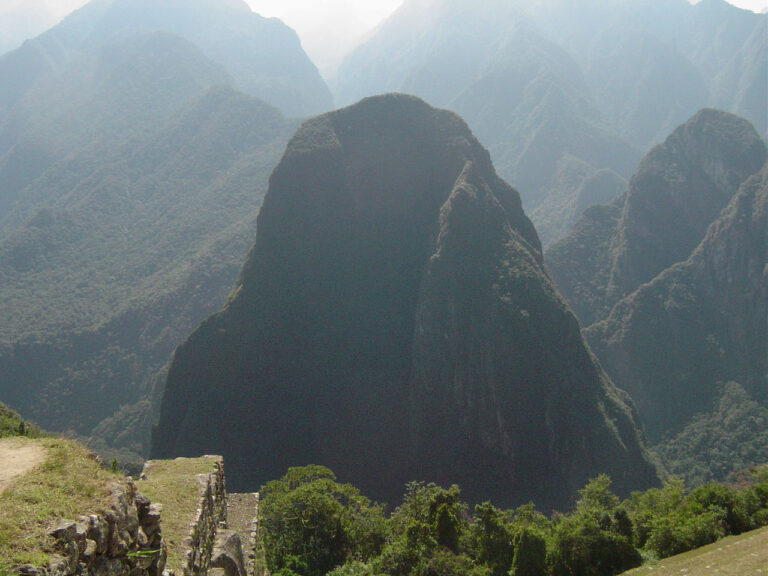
[0,0,765,75]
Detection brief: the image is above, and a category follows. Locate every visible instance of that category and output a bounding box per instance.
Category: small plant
[127,549,160,558]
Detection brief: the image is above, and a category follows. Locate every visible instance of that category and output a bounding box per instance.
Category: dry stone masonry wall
[173,456,228,576]
[14,481,166,576]
[11,455,254,576]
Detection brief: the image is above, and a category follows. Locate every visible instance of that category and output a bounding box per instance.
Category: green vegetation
[0,402,46,439]
[654,382,768,486]
[0,437,121,571]
[135,456,222,572]
[258,465,768,576]
[259,465,387,576]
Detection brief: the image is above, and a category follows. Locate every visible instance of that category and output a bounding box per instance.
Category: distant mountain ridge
[334,0,766,245]
[152,94,659,510]
[547,108,767,462]
[0,26,298,465]
[0,0,332,119]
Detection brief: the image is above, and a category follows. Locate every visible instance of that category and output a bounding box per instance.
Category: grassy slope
[621,526,768,575]
[0,437,122,571]
[135,456,220,572]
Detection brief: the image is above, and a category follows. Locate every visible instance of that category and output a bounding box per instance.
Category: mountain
[0,0,59,56]
[151,94,659,510]
[0,32,297,466]
[334,0,639,246]
[654,382,768,486]
[0,0,332,119]
[547,109,767,326]
[334,0,766,245]
[584,160,768,441]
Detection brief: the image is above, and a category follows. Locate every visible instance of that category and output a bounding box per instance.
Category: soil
[0,437,47,492]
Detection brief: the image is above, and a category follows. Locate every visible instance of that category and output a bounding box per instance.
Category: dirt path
[0,437,47,492]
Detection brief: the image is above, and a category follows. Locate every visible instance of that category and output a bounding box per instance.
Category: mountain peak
[152,94,657,510]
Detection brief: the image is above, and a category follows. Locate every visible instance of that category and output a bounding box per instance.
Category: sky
[246,0,404,75]
[0,0,765,74]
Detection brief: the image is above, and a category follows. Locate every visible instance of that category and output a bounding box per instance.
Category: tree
[259,465,386,576]
[467,502,515,576]
[375,482,480,576]
[549,475,641,576]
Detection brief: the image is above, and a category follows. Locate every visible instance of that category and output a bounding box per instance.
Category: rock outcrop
[152,94,658,510]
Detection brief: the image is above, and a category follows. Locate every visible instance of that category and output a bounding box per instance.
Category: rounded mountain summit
[152,94,658,510]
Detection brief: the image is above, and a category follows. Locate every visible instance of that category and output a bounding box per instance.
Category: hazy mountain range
[0,0,765,505]
[0,0,313,464]
[547,109,767,481]
[336,0,766,245]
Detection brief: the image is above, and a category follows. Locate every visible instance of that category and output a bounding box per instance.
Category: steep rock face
[586,162,768,440]
[152,94,658,509]
[547,109,766,326]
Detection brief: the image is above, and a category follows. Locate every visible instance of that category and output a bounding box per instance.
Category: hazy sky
[246,0,404,75]
[0,0,765,74]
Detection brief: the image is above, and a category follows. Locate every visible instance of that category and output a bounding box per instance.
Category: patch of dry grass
[622,526,768,576]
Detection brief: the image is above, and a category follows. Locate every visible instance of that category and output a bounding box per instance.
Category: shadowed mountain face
[0,31,297,465]
[547,109,767,327]
[586,162,768,440]
[152,94,658,510]
[0,0,332,119]
[334,0,766,245]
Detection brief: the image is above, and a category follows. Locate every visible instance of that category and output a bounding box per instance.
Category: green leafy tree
[375,482,483,576]
[259,465,386,576]
[509,526,547,576]
[549,475,641,576]
[467,502,515,576]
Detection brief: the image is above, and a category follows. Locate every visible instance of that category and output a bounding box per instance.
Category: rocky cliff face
[547,109,767,326]
[152,94,658,509]
[586,162,768,440]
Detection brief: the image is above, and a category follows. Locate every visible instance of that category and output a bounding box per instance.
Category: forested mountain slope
[0,31,297,465]
[152,94,658,510]
[547,109,766,326]
[585,160,768,440]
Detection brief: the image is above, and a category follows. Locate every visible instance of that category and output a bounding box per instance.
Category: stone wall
[168,456,227,576]
[14,481,166,576]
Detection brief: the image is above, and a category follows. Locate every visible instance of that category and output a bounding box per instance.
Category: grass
[621,525,768,575]
[0,437,122,572]
[0,402,47,440]
[135,456,220,573]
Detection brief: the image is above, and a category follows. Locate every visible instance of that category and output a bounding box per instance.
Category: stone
[13,566,44,576]
[210,530,246,576]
